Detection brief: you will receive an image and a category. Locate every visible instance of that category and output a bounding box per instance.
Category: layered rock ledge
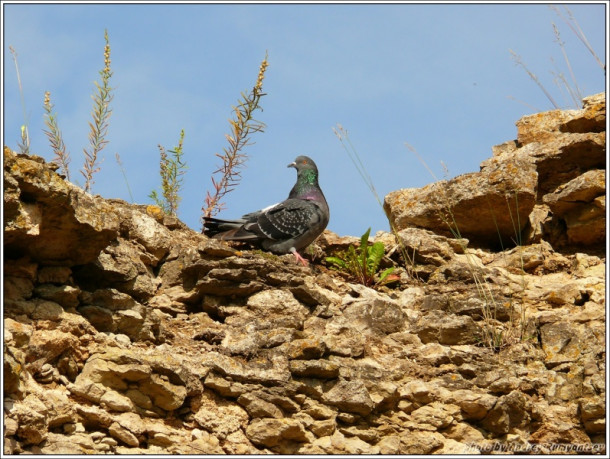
[3,93,606,454]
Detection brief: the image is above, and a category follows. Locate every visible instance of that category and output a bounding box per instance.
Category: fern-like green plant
[326,228,398,288]
[333,124,420,282]
[149,129,187,216]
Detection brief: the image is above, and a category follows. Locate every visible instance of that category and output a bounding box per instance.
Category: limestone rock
[289,359,340,379]
[515,92,605,146]
[540,321,598,368]
[480,390,531,434]
[580,397,606,434]
[414,310,479,345]
[113,200,171,263]
[543,169,605,246]
[543,169,605,215]
[323,380,374,416]
[396,227,467,267]
[408,402,459,430]
[73,239,157,302]
[398,430,444,454]
[341,284,406,335]
[3,148,119,265]
[246,418,313,447]
[384,155,537,248]
[8,394,49,445]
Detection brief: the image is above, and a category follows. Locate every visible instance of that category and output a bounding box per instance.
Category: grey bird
[202,156,330,266]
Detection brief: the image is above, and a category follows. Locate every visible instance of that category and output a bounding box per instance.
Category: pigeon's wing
[252,198,323,242]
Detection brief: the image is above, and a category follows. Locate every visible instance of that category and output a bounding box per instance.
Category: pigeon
[202,156,330,266]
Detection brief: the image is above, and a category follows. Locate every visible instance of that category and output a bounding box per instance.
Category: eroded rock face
[4,148,120,266]
[3,93,606,455]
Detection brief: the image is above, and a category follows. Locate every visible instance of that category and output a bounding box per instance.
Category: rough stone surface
[384,154,537,248]
[385,92,605,252]
[2,94,606,455]
[4,148,120,265]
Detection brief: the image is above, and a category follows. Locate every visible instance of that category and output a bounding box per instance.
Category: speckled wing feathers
[256,199,321,240]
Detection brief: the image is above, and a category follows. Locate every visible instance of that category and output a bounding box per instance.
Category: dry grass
[409,145,528,351]
[115,153,134,203]
[9,46,30,155]
[333,124,420,282]
[510,6,604,110]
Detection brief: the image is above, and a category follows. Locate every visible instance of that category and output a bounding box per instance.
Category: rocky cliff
[3,93,606,455]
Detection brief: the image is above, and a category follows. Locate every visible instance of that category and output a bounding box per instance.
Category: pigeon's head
[287,155,325,199]
[288,156,318,174]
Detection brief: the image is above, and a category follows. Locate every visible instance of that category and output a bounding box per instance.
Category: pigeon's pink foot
[291,249,309,267]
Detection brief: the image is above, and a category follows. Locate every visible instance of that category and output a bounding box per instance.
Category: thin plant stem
[115,153,134,203]
[509,49,560,109]
[552,23,582,107]
[202,52,269,220]
[9,46,30,155]
[333,125,419,280]
[550,5,605,72]
[408,144,530,350]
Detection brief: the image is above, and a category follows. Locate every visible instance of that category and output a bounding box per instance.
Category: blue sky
[3,2,607,237]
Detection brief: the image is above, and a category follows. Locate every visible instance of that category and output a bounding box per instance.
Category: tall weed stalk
[81,29,113,193]
[149,130,187,216]
[202,53,269,220]
[43,91,71,180]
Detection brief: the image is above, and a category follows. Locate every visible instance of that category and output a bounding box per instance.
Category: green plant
[9,46,30,155]
[202,53,269,220]
[326,228,398,288]
[333,124,419,281]
[149,129,187,216]
[81,29,113,193]
[43,91,70,180]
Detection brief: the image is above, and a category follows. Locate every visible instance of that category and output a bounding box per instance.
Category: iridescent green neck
[301,169,318,186]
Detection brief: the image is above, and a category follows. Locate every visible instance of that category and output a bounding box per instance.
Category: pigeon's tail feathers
[203,217,246,237]
[202,217,261,242]
[202,216,242,234]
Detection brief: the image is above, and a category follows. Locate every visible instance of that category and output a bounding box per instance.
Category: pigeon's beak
[287,161,296,169]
